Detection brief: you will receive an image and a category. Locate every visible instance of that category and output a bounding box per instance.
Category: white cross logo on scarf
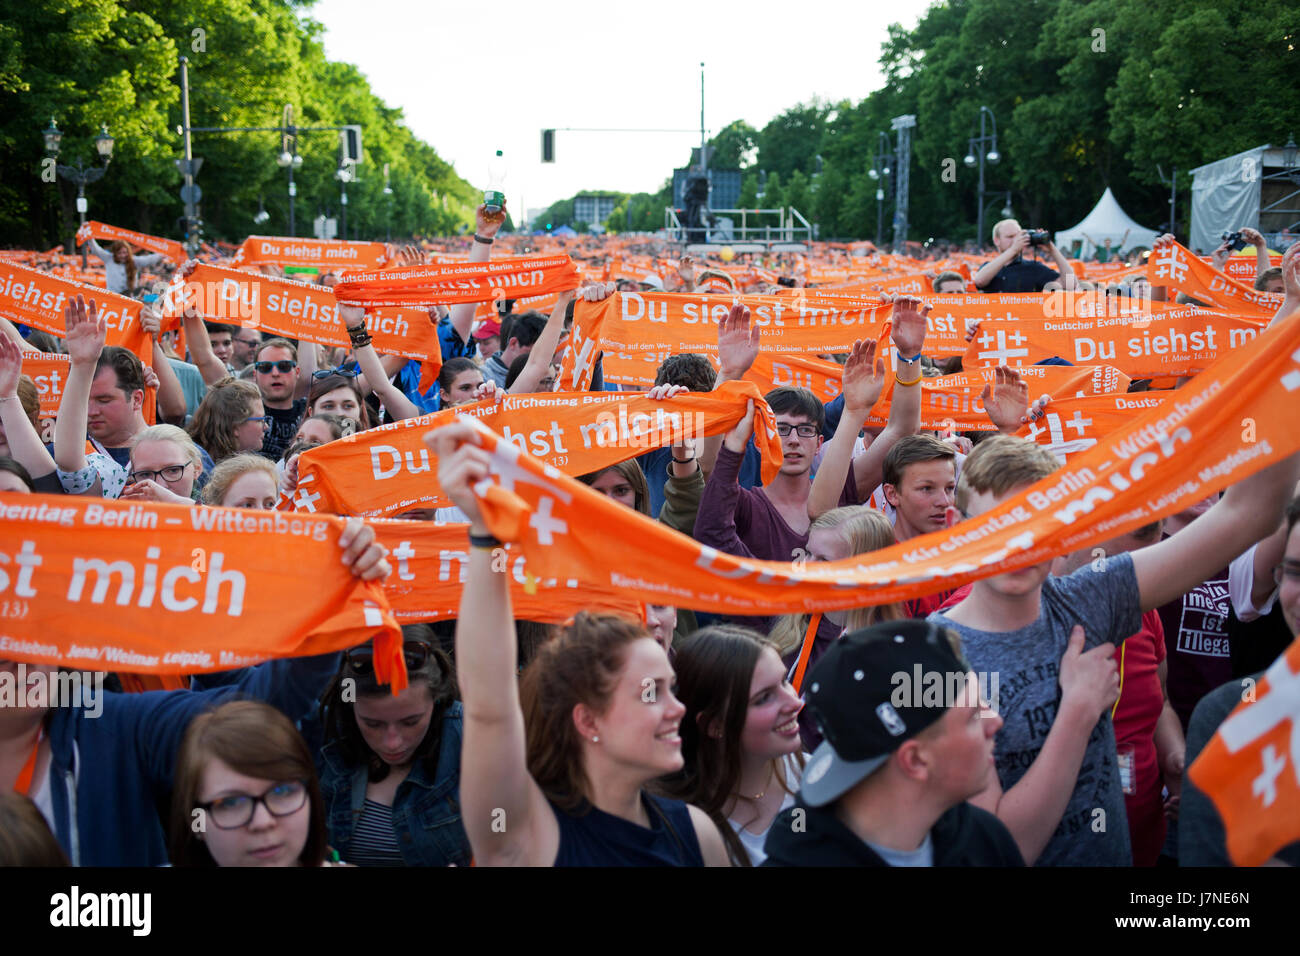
[1152,245,1187,284]
[1025,412,1096,463]
[1218,652,1300,805]
[976,329,1029,365]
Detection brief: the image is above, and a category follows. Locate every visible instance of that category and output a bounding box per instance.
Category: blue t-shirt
[639,442,762,518]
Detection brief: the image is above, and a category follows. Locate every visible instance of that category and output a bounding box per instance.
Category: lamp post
[382,162,393,242]
[43,118,115,266]
[962,106,1000,248]
[275,105,304,237]
[336,165,352,241]
[867,132,895,248]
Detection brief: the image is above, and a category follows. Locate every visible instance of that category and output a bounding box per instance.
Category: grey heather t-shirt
[930,553,1142,866]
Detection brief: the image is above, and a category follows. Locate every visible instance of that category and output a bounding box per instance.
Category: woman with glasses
[188,378,268,464]
[316,626,471,866]
[120,424,207,505]
[308,370,373,430]
[170,700,331,867]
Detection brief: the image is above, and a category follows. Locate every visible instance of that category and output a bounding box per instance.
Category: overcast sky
[311,0,935,221]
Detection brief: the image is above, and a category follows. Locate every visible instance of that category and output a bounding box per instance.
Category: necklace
[739,763,775,802]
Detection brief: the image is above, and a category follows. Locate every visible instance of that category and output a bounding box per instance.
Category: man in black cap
[762,620,1024,866]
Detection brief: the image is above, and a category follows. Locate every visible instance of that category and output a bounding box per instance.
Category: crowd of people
[0,202,1298,870]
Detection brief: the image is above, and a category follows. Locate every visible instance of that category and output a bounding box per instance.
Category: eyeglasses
[244,415,272,429]
[127,463,192,485]
[775,423,820,438]
[345,640,431,676]
[254,360,298,374]
[312,366,362,380]
[198,780,308,830]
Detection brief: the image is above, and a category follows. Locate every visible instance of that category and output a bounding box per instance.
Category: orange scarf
[295,382,781,518]
[230,236,390,270]
[1189,636,1300,865]
[1148,240,1283,316]
[333,255,581,307]
[459,305,1300,616]
[76,221,186,262]
[0,496,405,688]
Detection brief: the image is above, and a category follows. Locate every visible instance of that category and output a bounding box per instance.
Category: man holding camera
[973,219,1078,293]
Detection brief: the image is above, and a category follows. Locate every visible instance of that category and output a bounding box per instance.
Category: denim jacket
[318,702,471,866]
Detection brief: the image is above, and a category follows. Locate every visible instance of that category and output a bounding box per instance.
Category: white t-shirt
[728,754,803,866]
[1228,542,1278,622]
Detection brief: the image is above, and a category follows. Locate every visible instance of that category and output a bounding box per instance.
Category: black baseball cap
[800,619,973,807]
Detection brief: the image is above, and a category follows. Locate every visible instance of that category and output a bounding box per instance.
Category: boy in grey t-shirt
[930,434,1300,865]
[933,553,1140,865]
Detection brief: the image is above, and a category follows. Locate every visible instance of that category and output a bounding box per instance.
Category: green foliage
[690,0,1297,243]
[0,0,477,249]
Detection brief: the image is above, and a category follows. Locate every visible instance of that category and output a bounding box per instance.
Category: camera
[1027,229,1052,247]
[1220,230,1248,252]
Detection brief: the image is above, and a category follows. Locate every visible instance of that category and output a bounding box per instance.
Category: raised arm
[53,295,106,473]
[0,318,38,352]
[426,421,558,866]
[176,264,230,385]
[338,304,420,420]
[139,306,187,424]
[692,401,759,560]
[1047,241,1078,291]
[293,335,316,402]
[0,335,57,479]
[968,626,1119,864]
[449,204,506,345]
[507,288,577,394]
[972,233,1027,289]
[1134,451,1300,612]
[699,303,760,477]
[848,297,929,494]
[807,338,884,519]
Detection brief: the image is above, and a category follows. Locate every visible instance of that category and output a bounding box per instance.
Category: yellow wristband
[895,370,923,387]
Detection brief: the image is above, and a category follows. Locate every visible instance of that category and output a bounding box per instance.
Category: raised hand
[717,302,760,379]
[476,202,507,238]
[472,379,502,404]
[980,365,1035,433]
[338,518,391,582]
[646,383,688,401]
[723,398,755,454]
[139,304,162,339]
[578,283,612,303]
[0,332,24,398]
[338,303,367,330]
[889,295,930,357]
[63,295,107,367]
[840,338,885,413]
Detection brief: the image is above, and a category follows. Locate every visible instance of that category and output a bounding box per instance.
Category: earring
[592,735,600,743]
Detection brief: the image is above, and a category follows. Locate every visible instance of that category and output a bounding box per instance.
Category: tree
[707,119,758,169]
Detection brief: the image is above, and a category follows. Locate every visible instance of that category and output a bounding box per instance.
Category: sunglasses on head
[255,360,297,374]
[312,366,362,380]
[345,640,431,676]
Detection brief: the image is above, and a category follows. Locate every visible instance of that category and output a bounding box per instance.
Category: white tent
[1054,188,1160,259]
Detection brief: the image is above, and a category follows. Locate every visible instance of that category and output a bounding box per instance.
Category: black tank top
[550,792,704,866]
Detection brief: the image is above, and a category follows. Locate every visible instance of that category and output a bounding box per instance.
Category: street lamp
[868,132,895,248]
[43,117,115,265]
[277,105,304,236]
[382,162,393,242]
[335,164,352,240]
[1284,134,1298,180]
[964,105,1000,247]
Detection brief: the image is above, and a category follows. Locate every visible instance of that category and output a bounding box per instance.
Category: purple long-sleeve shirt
[693,445,862,634]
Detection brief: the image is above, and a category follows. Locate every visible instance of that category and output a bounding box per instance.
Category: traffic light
[541,129,555,163]
[341,125,363,165]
